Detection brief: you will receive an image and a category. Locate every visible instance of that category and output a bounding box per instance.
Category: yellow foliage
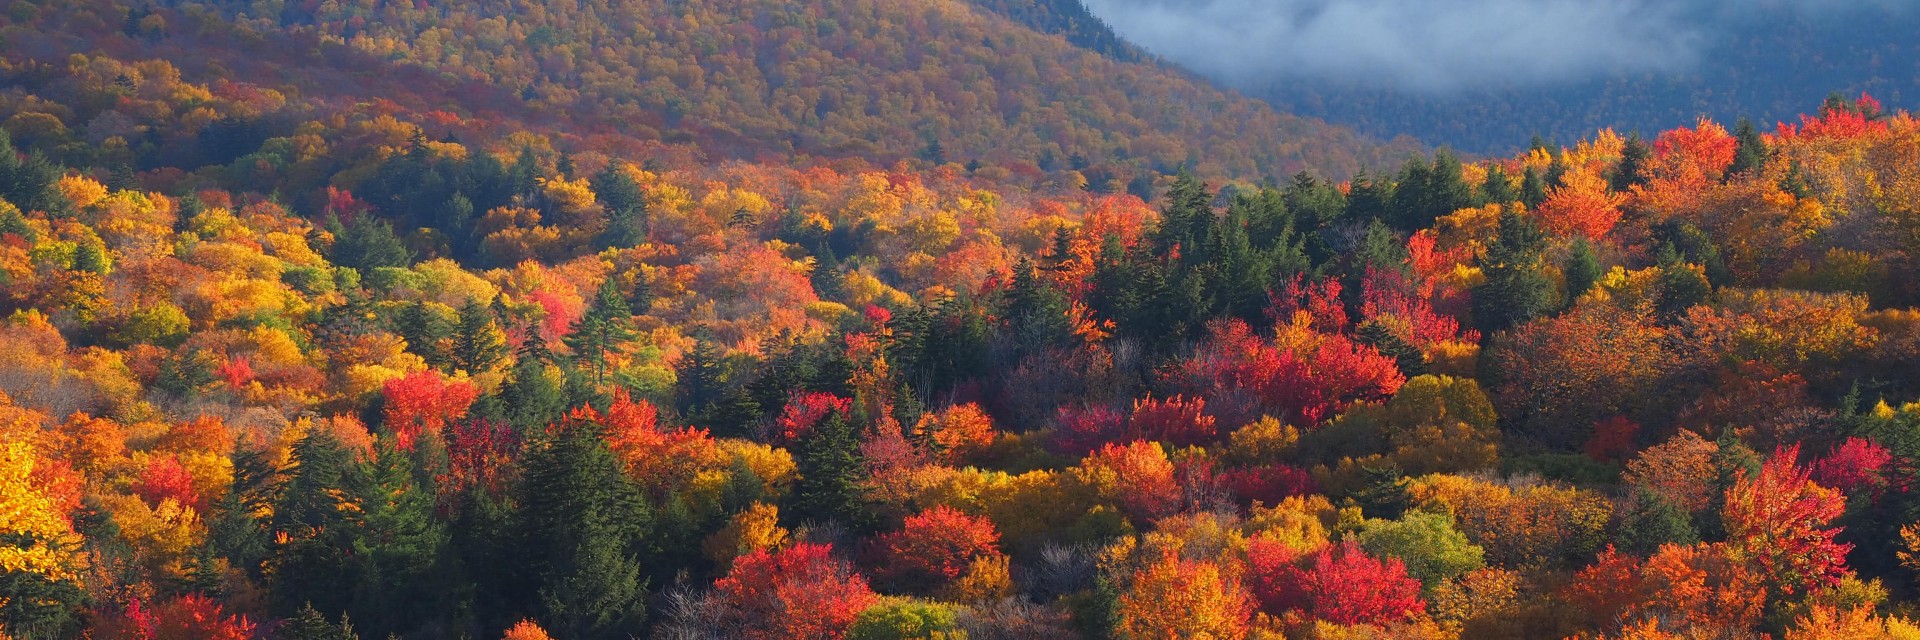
[0,439,81,583]
[1224,416,1299,466]
[704,502,790,567]
[944,553,1014,603]
[55,174,108,210]
[1243,495,1335,554]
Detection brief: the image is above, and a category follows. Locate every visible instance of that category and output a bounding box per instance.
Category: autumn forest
[4,0,1920,639]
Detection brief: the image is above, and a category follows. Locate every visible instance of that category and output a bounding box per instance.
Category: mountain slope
[1244,12,1920,154]
[99,0,1415,181]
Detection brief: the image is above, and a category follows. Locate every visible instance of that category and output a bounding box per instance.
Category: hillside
[8,1,1920,639]
[48,0,1416,183]
[1246,12,1920,154]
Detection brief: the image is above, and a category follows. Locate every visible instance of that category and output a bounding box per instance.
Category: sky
[1080,0,1914,94]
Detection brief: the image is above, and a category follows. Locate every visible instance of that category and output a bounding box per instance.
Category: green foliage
[515,420,653,638]
[847,599,966,640]
[1473,210,1556,333]
[1357,511,1486,591]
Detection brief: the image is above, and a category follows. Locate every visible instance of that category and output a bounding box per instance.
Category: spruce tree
[502,332,566,431]
[1612,133,1652,191]
[790,409,875,531]
[1562,239,1602,309]
[565,277,636,385]
[453,300,507,375]
[1729,117,1768,178]
[280,604,361,640]
[592,164,648,248]
[271,428,362,619]
[516,420,652,638]
[1519,167,1548,210]
[346,441,447,637]
[330,216,412,271]
[1653,244,1712,324]
[1480,165,1516,205]
[1473,211,1556,333]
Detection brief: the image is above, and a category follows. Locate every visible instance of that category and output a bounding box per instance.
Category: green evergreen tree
[1480,165,1516,205]
[1356,320,1424,377]
[1473,210,1556,333]
[71,241,110,275]
[1612,133,1652,192]
[502,333,566,431]
[280,604,361,640]
[330,215,413,270]
[1519,166,1548,210]
[1729,117,1768,178]
[453,300,508,375]
[1562,239,1602,309]
[516,420,653,638]
[677,334,728,418]
[789,409,875,531]
[396,301,453,370]
[345,441,447,637]
[1616,492,1698,556]
[565,277,637,385]
[1653,244,1712,324]
[270,428,362,619]
[592,164,648,248]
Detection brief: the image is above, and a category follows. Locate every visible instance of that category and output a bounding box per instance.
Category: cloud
[1081,0,1910,93]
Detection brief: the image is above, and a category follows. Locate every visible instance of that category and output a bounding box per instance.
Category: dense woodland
[7,1,1920,640]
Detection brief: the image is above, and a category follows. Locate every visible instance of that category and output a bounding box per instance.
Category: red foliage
[1812,437,1892,498]
[1584,416,1642,463]
[1172,319,1404,428]
[569,389,720,494]
[1217,463,1317,508]
[101,595,256,640]
[1246,539,1424,626]
[1723,445,1853,596]
[1361,267,1479,348]
[381,369,479,451]
[1050,403,1126,456]
[1082,441,1183,522]
[1271,276,1348,331]
[156,415,235,456]
[869,506,1004,593]
[711,543,879,640]
[1777,93,1889,141]
[439,418,521,506]
[216,355,254,390]
[132,454,201,512]
[1126,394,1218,446]
[775,391,853,443]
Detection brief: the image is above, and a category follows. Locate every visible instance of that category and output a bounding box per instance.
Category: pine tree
[280,604,361,640]
[346,441,447,637]
[271,428,362,619]
[565,277,637,385]
[1356,320,1424,377]
[1480,165,1516,205]
[789,409,875,531]
[1612,133,1652,191]
[330,215,413,270]
[1616,492,1698,556]
[1562,239,1601,309]
[678,334,728,418]
[1654,244,1712,324]
[1473,210,1556,333]
[1729,117,1768,178]
[502,333,566,432]
[453,301,507,375]
[396,301,453,370]
[1519,167,1548,210]
[592,164,648,248]
[516,420,652,638]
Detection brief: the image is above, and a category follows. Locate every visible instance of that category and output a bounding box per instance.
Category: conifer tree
[516,420,653,638]
[789,409,874,531]
[593,164,648,248]
[1473,210,1556,333]
[503,332,566,431]
[1562,239,1602,309]
[454,300,507,375]
[1612,133,1652,191]
[565,278,636,385]
[1729,117,1768,178]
